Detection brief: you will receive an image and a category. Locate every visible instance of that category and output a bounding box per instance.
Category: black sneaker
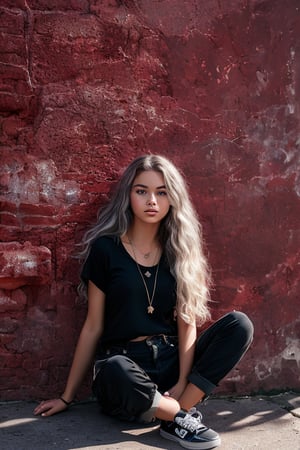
[160,409,221,449]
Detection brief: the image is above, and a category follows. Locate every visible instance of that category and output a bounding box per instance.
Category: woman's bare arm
[34,281,105,417]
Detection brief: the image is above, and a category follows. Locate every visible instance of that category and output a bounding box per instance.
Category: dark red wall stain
[1,0,299,400]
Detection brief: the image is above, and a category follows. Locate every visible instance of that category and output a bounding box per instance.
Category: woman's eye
[136,189,146,195]
[158,191,167,196]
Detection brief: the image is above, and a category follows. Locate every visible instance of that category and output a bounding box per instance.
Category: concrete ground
[1,392,299,450]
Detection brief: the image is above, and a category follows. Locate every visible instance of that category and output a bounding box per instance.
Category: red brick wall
[1,0,300,400]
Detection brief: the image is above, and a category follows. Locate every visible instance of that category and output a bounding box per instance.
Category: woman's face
[130,170,171,225]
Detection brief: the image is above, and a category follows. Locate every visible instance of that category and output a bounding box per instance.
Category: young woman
[34,154,253,449]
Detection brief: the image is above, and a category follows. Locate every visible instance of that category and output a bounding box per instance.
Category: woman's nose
[147,194,156,205]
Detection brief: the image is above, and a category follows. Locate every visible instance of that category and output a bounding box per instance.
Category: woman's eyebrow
[132,183,166,189]
[132,183,147,188]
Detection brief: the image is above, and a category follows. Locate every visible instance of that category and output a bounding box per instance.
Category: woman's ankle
[155,395,181,421]
[178,383,206,410]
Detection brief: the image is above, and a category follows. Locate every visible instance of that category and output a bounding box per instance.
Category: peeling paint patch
[1,157,81,205]
[255,329,300,381]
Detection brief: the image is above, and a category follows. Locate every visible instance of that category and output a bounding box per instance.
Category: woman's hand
[33,398,68,417]
[164,379,188,401]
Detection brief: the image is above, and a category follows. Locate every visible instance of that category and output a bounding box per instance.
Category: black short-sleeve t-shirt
[81,236,177,349]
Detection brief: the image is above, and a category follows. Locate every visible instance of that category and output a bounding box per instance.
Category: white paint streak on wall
[286,47,296,115]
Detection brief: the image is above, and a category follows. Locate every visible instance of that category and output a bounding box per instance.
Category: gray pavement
[1,392,299,450]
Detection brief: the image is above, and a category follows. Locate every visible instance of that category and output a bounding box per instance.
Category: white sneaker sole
[160,428,221,450]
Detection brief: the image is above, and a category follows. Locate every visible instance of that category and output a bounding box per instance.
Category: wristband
[60,396,72,407]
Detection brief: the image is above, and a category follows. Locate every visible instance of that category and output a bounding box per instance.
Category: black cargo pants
[92,311,254,422]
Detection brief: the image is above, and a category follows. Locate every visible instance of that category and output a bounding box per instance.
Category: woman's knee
[94,354,157,420]
[227,311,254,345]
[93,355,139,405]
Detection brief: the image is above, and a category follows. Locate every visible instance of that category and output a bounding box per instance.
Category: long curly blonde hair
[78,154,211,325]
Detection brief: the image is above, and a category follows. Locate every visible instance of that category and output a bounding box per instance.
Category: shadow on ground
[1,393,299,449]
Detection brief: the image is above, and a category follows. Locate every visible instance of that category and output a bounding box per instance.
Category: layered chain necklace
[128,237,160,314]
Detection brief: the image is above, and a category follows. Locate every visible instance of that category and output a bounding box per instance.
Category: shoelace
[176,412,207,433]
[189,407,203,421]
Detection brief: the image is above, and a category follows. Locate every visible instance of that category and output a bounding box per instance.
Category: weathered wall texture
[1,0,300,400]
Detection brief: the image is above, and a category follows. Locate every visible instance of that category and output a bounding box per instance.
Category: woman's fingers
[33,399,67,416]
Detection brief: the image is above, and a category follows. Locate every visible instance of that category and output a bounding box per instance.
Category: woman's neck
[127,223,159,247]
